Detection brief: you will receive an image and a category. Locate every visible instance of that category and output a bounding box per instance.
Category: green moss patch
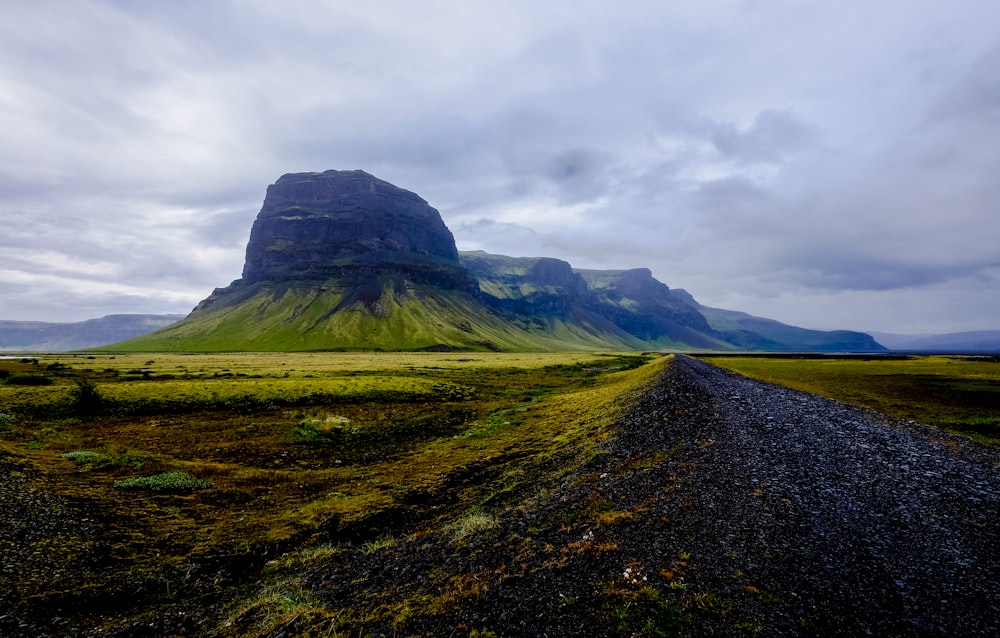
[113,471,213,492]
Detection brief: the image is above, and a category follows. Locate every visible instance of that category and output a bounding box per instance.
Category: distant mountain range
[0,314,184,352]
[869,331,1000,353]
[98,170,884,353]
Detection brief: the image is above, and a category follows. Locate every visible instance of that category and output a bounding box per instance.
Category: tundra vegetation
[0,351,658,634]
[1,351,996,635]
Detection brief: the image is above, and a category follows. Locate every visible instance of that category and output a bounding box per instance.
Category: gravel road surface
[626,355,1000,636]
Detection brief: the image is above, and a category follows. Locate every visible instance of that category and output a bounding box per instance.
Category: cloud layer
[1,1,998,333]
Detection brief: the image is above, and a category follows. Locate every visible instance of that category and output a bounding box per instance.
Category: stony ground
[625,356,1000,636]
[336,354,1000,637]
[666,356,1000,636]
[3,355,999,636]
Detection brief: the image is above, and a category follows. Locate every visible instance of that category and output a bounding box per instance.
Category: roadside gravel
[611,355,1000,636]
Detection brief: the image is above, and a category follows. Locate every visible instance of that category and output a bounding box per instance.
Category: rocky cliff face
[459,252,589,316]
[576,268,724,347]
[241,170,474,290]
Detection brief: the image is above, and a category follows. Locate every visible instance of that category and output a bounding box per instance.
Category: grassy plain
[701,354,1000,445]
[0,350,665,634]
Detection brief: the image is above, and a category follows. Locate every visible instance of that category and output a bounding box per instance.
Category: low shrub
[4,374,53,386]
[61,451,105,464]
[114,472,213,492]
[291,415,352,443]
[70,379,104,417]
[431,382,475,400]
[223,394,277,415]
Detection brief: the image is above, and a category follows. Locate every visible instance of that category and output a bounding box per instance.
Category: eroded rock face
[577,267,720,345]
[242,170,466,285]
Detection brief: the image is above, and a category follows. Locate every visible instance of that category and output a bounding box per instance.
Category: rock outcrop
[459,252,590,316]
[576,267,725,348]
[241,170,475,291]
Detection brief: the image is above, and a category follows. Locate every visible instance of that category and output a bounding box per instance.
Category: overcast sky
[2,1,998,334]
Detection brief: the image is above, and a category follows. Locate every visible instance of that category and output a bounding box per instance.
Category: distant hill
[870,330,1000,353]
[105,170,886,353]
[697,304,891,352]
[0,314,184,352]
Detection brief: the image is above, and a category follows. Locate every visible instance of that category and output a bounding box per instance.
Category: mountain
[0,314,184,352]
[460,253,727,349]
[870,330,1000,353]
[108,170,611,352]
[697,304,888,352]
[239,169,476,291]
[108,169,886,353]
[462,253,883,352]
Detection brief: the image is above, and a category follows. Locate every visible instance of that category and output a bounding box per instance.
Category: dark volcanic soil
[4,355,999,636]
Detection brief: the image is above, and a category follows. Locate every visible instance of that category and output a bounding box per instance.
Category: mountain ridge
[870,330,1000,353]
[0,314,184,352]
[102,169,885,353]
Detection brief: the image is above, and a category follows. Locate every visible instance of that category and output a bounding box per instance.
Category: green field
[0,351,667,635]
[700,354,1000,445]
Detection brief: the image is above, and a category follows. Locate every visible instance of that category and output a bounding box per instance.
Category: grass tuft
[359,535,395,555]
[60,450,152,470]
[448,509,497,541]
[220,580,341,638]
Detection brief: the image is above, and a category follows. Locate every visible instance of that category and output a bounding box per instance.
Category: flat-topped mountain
[241,170,474,292]
[109,170,885,352]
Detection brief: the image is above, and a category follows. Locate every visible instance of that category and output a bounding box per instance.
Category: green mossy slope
[108,277,637,352]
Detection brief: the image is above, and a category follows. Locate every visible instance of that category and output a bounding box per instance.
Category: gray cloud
[1,1,998,332]
[711,110,819,163]
[928,44,1000,125]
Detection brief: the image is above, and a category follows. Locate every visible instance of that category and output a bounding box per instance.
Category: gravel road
[626,355,1000,636]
